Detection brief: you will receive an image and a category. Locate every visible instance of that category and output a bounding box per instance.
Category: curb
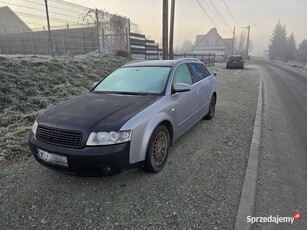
[234,76,263,230]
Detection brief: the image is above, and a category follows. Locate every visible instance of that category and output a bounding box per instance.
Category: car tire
[144,125,170,173]
[204,95,216,120]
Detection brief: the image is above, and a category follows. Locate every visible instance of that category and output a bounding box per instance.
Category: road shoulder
[234,75,263,230]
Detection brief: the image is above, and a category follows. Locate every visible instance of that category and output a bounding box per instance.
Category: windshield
[94,66,171,95]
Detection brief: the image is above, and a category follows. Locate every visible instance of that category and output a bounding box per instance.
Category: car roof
[229,55,243,58]
[123,58,203,67]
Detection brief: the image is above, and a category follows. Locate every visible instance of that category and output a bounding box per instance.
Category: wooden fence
[130,32,159,60]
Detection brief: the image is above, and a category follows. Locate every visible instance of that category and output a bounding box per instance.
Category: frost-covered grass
[0,55,130,160]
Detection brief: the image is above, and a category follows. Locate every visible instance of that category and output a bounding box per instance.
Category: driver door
[171,64,200,137]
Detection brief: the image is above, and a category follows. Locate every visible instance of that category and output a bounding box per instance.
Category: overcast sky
[65,0,307,56]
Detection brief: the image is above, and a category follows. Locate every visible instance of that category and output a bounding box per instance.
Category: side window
[188,63,205,83]
[173,64,193,86]
[197,63,211,78]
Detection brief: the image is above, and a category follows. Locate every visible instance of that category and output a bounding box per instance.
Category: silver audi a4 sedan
[28,58,217,175]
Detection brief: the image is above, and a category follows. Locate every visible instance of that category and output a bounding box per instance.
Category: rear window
[229,56,243,60]
[197,63,211,78]
[188,63,205,83]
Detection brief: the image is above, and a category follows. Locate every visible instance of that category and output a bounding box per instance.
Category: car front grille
[37,126,82,148]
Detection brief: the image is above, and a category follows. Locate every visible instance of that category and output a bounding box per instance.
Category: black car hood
[37,93,161,133]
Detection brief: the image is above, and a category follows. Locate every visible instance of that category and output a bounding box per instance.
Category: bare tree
[130,23,142,34]
[235,30,246,56]
[248,40,254,53]
[81,9,131,53]
[179,39,194,53]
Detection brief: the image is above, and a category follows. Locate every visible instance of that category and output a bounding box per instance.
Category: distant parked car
[28,58,217,176]
[226,55,244,69]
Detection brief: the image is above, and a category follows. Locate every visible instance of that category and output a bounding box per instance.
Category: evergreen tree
[285,33,297,61]
[297,40,307,62]
[268,21,287,61]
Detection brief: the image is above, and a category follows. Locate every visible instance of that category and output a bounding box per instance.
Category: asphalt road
[0,63,260,230]
[254,62,307,229]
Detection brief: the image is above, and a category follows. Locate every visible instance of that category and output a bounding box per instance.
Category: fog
[67,0,307,57]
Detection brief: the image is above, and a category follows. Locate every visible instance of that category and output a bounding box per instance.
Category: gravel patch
[0,64,259,229]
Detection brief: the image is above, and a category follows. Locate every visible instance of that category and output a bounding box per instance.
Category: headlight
[32,121,38,135]
[86,131,132,146]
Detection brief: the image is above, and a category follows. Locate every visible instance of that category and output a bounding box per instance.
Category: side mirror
[173,83,191,92]
[90,82,99,90]
[213,72,217,77]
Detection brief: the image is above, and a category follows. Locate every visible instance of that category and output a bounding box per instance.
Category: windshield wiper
[93,91,155,96]
[110,91,153,96]
[92,91,112,94]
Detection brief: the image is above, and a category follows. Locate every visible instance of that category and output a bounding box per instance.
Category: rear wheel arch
[204,93,217,120]
[212,92,217,102]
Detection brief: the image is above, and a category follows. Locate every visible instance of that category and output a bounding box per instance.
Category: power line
[195,0,218,28]
[0,0,92,29]
[1,0,90,17]
[222,0,241,27]
[51,0,89,11]
[0,1,44,13]
[1,1,86,20]
[21,0,44,7]
[23,0,88,15]
[207,0,232,29]
[15,11,78,24]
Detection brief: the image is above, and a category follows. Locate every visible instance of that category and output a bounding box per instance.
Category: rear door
[188,62,212,118]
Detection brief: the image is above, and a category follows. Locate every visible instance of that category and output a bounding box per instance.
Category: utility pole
[232,26,235,55]
[44,0,53,55]
[162,0,169,60]
[246,25,250,60]
[169,0,175,59]
[95,9,101,57]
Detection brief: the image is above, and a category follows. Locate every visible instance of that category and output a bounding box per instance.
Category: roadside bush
[115,50,130,58]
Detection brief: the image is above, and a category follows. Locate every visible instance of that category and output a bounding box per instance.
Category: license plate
[37,148,68,167]
[233,61,238,64]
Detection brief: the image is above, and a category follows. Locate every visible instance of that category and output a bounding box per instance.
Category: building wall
[0,6,32,34]
[194,28,232,58]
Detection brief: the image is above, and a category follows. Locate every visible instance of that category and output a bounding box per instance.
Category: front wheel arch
[159,120,174,147]
[144,124,171,172]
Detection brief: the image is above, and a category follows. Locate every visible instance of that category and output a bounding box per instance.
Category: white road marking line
[235,70,241,75]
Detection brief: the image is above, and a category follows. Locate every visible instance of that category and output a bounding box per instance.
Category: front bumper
[28,133,140,176]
